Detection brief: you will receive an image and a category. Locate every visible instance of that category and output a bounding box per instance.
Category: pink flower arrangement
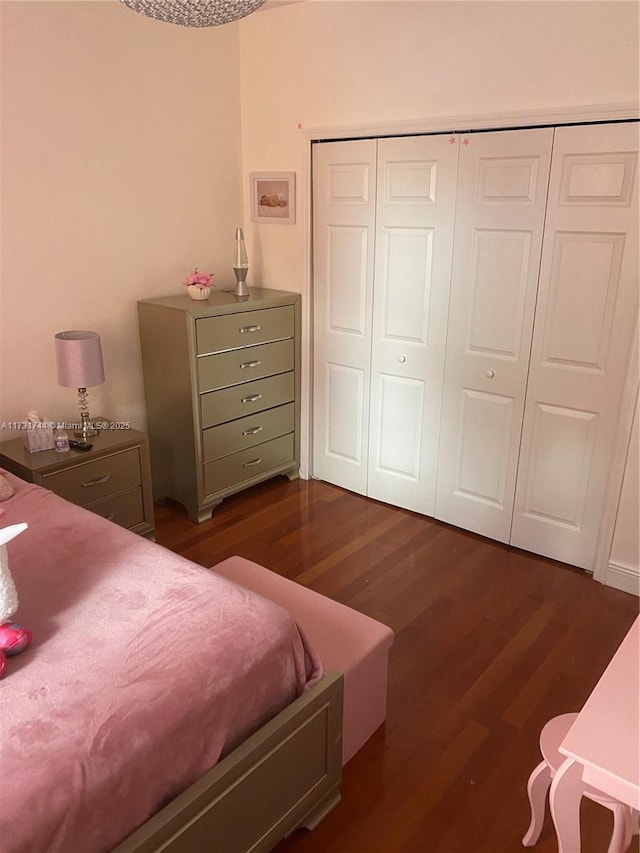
[184,268,214,288]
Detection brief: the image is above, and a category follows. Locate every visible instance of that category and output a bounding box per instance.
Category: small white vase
[187,285,211,301]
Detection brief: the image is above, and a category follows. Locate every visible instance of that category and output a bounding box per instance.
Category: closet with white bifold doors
[312,121,639,572]
[509,122,639,569]
[434,128,554,543]
[312,133,458,516]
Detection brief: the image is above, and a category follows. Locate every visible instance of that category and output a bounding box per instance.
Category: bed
[0,471,343,853]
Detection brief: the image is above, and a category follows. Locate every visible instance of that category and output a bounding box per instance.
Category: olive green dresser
[137,288,301,523]
[0,422,155,538]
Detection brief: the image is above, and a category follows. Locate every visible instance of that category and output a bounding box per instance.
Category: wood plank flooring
[155,476,640,853]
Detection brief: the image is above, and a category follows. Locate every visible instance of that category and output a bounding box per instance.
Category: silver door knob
[485,369,495,378]
[398,355,406,363]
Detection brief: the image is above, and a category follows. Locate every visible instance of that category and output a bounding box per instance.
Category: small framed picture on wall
[250,172,296,224]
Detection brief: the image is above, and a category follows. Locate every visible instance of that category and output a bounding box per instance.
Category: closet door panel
[539,231,626,376]
[454,389,514,509]
[521,403,597,530]
[313,140,377,494]
[435,128,554,542]
[374,374,424,479]
[511,122,639,568]
[367,134,459,515]
[466,229,533,360]
[324,364,366,465]
[327,226,369,334]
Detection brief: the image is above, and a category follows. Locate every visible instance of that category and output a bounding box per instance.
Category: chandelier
[118,0,267,27]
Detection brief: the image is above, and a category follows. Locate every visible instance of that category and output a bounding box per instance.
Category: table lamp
[54,331,105,439]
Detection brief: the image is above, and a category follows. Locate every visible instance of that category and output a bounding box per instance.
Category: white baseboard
[604,560,640,596]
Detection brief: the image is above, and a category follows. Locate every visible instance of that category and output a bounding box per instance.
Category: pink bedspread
[0,472,321,853]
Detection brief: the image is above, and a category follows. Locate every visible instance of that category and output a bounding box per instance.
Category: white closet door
[435,128,554,542]
[312,139,377,494]
[511,122,639,569]
[367,134,459,515]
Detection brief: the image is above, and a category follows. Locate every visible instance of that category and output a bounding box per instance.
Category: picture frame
[250,172,296,224]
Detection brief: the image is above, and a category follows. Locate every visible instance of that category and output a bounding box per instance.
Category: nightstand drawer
[196,305,294,355]
[201,372,294,429]
[86,487,145,529]
[41,448,141,506]
[204,434,294,496]
[202,403,294,463]
[198,339,294,393]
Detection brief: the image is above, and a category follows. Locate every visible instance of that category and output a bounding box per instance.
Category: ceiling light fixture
[118,0,266,28]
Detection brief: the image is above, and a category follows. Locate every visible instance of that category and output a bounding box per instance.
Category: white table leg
[549,757,585,853]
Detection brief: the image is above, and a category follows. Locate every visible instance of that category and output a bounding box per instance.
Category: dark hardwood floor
[154,476,639,853]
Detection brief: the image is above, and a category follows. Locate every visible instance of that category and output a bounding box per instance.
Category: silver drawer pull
[81,473,111,488]
[239,324,261,334]
[241,394,262,404]
[103,513,115,521]
[242,425,263,436]
[243,457,262,468]
[240,360,261,369]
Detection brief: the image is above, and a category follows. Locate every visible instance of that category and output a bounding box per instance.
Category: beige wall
[0,0,243,433]
[238,1,639,289]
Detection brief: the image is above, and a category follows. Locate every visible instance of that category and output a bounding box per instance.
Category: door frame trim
[593,321,639,585]
[303,101,639,143]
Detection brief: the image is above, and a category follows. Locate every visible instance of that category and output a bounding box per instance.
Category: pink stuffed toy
[0,518,32,678]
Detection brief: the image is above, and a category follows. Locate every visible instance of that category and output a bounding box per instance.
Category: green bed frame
[112,671,343,853]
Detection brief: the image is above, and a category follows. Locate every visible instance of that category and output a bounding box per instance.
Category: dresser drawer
[86,487,145,529]
[204,434,294,496]
[198,339,293,394]
[41,448,141,506]
[196,305,294,355]
[201,372,295,429]
[202,403,294,463]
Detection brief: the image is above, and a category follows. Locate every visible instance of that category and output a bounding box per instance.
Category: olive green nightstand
[0,420,155,539]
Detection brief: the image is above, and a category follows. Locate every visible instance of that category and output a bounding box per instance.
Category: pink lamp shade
[54,331,105,389]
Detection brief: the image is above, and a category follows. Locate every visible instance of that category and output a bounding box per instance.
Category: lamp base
[75,394,99,439]
[74,426,98,439]
[233,266,249,298]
